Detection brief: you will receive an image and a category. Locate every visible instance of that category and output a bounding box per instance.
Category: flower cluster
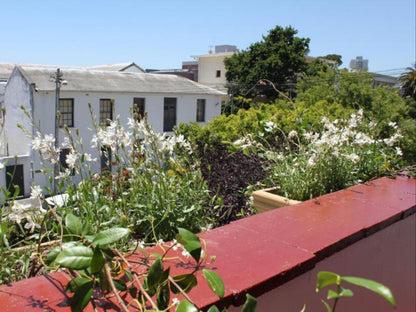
[7,199,46,232]
[31,132,60,164]
[264,110,404,201]
[91,119,131,152]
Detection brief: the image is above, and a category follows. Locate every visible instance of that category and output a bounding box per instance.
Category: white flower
[354,132,374,146]
[55,169,72,180]
[395,147,403,156]
[8,200,46,233]
[388,121,398,129]
[307,155,316,166]
[383,132,403,146]
[181,249,191,258]
[127,117,136,129]
[31,132,60,164]
[65,150,79,169]
[30,185,43,199]
[264,121,277,133]
[288,130,298,139]
[172,298,180,306]
[83,153,95,162]
[345,153,360,163]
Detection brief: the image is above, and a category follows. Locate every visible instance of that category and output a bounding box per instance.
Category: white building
[1,65,224,198]
[192,45,238,94]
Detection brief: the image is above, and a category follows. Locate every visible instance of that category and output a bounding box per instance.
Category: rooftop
[13,66,226,95]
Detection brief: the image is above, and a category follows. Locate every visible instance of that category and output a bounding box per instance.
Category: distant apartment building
[350,56,369,72]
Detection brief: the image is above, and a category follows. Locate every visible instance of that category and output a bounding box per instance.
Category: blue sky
[1,0,414,75]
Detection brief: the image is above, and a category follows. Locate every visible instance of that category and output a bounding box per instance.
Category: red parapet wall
[0,176,415,311]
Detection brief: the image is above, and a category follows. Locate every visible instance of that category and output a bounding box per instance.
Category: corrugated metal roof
[16,66,226,95]
[84,62,144,72]
[0,62,143,79]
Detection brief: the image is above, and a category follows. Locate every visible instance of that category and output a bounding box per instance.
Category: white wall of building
[4,70,33,156]
[198,54,232,91]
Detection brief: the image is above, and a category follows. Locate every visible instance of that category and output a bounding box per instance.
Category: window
[58,98,74,127]
[100,146,112,172]
[133,98,145,121]
[196,99,206,122]
[59,148,75,175]
[100,99,113,126]
[216,70,221,78]
[5,164,24,197]
[163,97,177,132]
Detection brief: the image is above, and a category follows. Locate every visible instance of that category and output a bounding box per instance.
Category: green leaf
[202,269,225,298]
[171,274,198,294]
[176,228,201,263]
[157,283,170,310]
[147,259,163,288]
[159,267,171,285]
[92,227,131,247]
[89,248,104,274]
[113,279,127,291]
[66,277,92,293]
[341,276,396,307]
[338,286,353,298]
[316,271,341,291]
[327,289,340,300]
[299,304,306,312]
[241,293,257,312]
[207,305,220,312]
[70,280,93,312]
[46,241,79,265]
[55,246,93,270]
[65,214,83,236]
[175,300,198,312]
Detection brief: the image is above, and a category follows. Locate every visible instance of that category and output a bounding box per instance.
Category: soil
[197,140,268,225]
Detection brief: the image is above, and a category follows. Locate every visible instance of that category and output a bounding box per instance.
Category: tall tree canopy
[224,25,310,101]
[399,64,416,100]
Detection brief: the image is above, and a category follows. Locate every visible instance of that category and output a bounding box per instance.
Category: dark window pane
[6,164,24,197]
[163,98,176,132]
[101,146,112,172]
[196,99,206,122]
[133,98,145,121]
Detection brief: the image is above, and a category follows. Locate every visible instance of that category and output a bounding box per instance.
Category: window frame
[163,97,177,132]
[99,99,113,126]
[58,98,74,128]
[196,99,206,122]
[133,98,146,121]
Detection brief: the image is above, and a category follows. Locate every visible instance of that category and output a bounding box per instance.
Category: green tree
[305,54,343,76]
[399,64,416,100]
[399,64,416,119]
[321,54,343,67]
[224,25,310,102]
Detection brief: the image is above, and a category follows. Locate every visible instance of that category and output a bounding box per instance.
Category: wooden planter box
[253,187,301,213]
